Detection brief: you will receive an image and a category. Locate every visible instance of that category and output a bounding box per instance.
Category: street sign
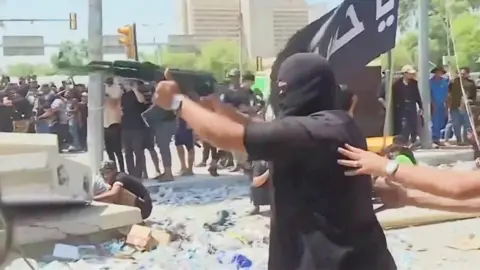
[167,34,197,53]
[103,35,125,54]
[2,36,44,56]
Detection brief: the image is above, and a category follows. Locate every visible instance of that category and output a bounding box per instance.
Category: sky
[0,0,340,68]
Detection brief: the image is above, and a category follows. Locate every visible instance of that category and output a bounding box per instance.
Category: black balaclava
[273,53,338,117]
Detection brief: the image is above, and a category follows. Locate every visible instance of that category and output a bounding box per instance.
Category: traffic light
[256,57,263,71]
[118,24,138,60]
[69,13,77,30]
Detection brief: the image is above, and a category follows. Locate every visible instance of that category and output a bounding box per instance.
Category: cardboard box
[125,225,172,251]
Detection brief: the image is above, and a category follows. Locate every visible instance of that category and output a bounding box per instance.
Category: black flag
[270,0,400,113]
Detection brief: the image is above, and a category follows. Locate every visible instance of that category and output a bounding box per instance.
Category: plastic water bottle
[217,251,253,269]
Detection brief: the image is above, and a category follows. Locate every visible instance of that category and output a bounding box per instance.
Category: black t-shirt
[244,110,395,270]
[390,79,422,111]
[121,91,148,130]
[11,96,33,120]
[113,172,150,201]
[0,94,13,132]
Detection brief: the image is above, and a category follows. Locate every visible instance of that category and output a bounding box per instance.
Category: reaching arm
[252,170,270,187]
[389,164,480,200]
[179,96,247,151]
[132,88,145,103]
[38,108,54,119]
[94,183,122,203]
[405,189,480,212]
[179,95,336,160]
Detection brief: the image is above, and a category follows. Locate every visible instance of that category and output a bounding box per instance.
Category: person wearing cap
[430,66,449,144]
[94,160,152,219]
[388,65,423,144]
[446,67,476,145]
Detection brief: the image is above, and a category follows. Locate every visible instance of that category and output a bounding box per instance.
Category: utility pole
[87,0,104,177]
[238,0,244,79]
[383,51,393,136]
[418,0,432,148]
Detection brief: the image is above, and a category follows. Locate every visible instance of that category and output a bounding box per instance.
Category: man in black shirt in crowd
[154,53,395,270]
[379,65,423,143]
[94,161,152,219]
[1,84,32,133]
[221,71,257,172]
[0,90,14,132]
[120,80,148,177]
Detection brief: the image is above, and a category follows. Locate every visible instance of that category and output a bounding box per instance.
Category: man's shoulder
[283,110,357,133]
[114,172,130,182]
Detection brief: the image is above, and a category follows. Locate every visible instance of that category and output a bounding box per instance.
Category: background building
[180,0,310,58]
[180,0,240,45]
[308,2,328,23]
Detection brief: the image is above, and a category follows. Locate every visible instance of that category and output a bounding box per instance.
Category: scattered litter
[447,233,480,251]
[217,251,253,269]
[52,243,80,260]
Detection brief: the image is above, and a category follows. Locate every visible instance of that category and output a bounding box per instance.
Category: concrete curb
[415,149,474,166]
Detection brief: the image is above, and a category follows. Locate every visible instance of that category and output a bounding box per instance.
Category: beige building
[180,0,309,58]
[308,2,329,23]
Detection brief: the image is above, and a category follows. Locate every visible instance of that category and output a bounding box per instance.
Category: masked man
[153,53,395,270]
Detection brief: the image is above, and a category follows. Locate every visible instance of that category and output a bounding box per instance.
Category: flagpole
[384,50,393,136]
[418,0,432,148]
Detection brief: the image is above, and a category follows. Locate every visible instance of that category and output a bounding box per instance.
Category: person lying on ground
[94,161,152,219]
[338,143,480,200]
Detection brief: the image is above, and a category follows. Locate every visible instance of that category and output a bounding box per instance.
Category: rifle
[60,60,217,98]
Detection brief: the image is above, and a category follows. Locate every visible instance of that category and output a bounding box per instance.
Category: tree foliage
[140,39,252,81]
[50,39,89,74]
[392,0,480,70]
[6,63,55,77]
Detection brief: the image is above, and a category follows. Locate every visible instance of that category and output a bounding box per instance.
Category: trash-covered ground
[25,161,480,269]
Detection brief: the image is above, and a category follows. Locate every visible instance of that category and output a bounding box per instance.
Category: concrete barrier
[0,202,141,246]
[415,148,474,166]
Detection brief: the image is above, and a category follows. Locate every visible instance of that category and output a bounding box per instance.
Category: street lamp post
[238,0,244,80]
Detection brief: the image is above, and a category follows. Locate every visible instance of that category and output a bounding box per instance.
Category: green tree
[398,0,480,31]
[50,39,89,74]
[6,63,37,77]
[6,63,56,77]
[140,49,198,69]
[394,0,480,69]
[196,40,242,80]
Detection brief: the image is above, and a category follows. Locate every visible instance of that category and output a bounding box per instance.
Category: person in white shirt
[104,77,125,172]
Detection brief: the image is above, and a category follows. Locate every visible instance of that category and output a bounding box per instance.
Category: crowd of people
[5,57,480,269]
[151,54,480,270]
[0,75,88,152]
[378,65,480,146]
[0,70,266,181]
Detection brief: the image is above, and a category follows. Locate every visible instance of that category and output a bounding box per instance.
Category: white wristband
[171,94,183,111]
